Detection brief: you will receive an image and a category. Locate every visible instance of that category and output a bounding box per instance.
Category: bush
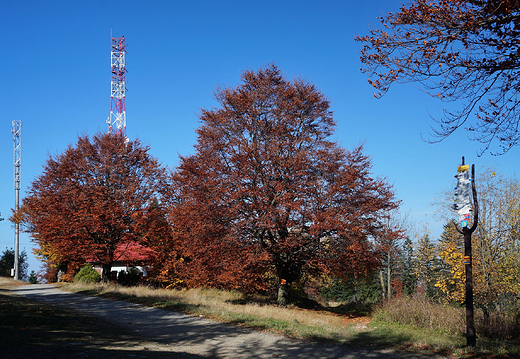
[74,264,101,283]
[117,267,141,287]
[475,306,520,340]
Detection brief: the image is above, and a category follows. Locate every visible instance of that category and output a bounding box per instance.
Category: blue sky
[1,0,518,275]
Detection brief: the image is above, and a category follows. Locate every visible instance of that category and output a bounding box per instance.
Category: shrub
[74,264,101,283]
[375,294,520,340]
[117,267,141,287]
[373,294,464,335]
[475,306,520,340]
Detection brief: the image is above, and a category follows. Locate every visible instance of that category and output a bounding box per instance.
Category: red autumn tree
[169,65,400,305]
[134,198,179,286]
[21,133,170,282]
[356,0,520,154]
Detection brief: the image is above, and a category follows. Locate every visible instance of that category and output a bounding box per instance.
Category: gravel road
[9,284,445,358]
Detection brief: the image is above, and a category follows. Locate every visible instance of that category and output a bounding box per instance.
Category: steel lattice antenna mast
[12,120,22,281]
[107,33,127,140]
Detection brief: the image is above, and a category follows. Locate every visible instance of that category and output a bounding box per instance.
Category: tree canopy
[356,0,520,154]
[169,65,401,305]
[20,133,170,281]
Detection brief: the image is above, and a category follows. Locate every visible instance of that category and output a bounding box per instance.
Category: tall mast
[12,120,22,280]
[107,33,127,139]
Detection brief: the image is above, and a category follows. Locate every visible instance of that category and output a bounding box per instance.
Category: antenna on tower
[12,120,22,280]
[107,32,128,141]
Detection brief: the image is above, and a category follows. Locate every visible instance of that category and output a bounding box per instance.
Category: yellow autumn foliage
[435,168,520,309]
[436,240,465,303]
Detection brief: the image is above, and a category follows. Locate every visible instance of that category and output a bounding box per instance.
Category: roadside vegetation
[62,280,519,358]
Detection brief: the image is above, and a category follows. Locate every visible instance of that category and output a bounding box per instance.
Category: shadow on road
[0,289,205,358]
[4,284,443,358]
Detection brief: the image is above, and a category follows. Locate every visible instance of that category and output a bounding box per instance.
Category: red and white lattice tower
[107,34,127,138]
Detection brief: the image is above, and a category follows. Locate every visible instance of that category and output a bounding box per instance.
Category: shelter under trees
[19,133,170,282]
[169,65,401,305]
[357,0,520,154]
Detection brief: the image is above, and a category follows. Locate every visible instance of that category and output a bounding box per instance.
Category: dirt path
[9,284,444,358]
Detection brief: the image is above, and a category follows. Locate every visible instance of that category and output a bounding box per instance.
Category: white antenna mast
[12,120,22,280]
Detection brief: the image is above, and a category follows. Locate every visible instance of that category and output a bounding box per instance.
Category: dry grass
[375,294,520,342]
[374,295,465,335]
[0,277,24,286]
[65,283,472,353]
[474,307,520,340]
[69,282,349,326]
[0,277,13,285]
[65,282,368,343]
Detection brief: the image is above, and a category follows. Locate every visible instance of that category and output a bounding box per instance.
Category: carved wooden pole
[455,157,478,347]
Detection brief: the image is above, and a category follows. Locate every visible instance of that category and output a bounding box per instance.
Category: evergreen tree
[400,237,417,295]
[0,248,29,281]
[414,234,442,299]
[28,270,38,284]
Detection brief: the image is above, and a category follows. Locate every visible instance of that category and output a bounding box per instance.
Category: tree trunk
[482,305,490,338]
[387,252,392,299]
[275,254,301,306]
[277,280,291,306]
[101,262,112,282]
[379,270,386,299]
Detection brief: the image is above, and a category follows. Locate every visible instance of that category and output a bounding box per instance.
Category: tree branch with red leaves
[357,0,520,154]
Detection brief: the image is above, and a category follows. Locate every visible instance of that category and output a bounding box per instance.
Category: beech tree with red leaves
[357,0,520,154]
[21,133,170,282]
[170,65,400,305]
[135,198,179,286]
